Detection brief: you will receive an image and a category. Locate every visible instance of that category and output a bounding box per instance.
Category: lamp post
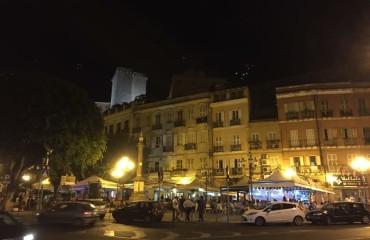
[247,150,258,202]
[111,157,135,206]
[350,157,370,203]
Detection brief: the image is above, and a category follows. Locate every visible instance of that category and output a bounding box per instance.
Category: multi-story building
[276,82,370,202]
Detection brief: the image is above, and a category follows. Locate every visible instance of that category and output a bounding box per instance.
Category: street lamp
[111,157,135,204]
[350,156,370,203]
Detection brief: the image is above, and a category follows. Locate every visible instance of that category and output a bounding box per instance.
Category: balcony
[249,141,262,150]
[301,110,315,119]
[163,146,173,152]
[289,140,302,148]
[152,124,162,130]
[286,111,299,120]
[267,140,280,149]
[171,168,188,177]
[323,139,337,146]
[231,144,241,151]
[358,108,370,116]
[231,167,243,175]
[196,116,208,124]
[185,143,196,150]
[214,93,226,102]
[213,121,223,128]
[343,138,357,146]
[214,168,225,176]
[230,118,241,126]
[304,139,318,147]
[213,145,224,152]
[321,110,333,118]
[174,120,185,127]
[229,89,244,99]
[340,109,353,117]
[296,165,325,175]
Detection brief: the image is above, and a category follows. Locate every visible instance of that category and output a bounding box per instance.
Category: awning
[72,175,118,191]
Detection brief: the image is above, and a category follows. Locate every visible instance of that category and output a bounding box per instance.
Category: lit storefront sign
[331,174,367,187]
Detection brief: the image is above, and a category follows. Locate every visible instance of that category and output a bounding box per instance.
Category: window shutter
[221,111,224,121]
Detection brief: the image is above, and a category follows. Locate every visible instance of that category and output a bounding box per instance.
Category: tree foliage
[0,73,106,210]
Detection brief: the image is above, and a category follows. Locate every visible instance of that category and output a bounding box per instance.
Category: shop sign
[332,174,367,187]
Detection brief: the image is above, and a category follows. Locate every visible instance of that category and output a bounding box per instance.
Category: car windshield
[255,203,270,210]
[321,203,335,210]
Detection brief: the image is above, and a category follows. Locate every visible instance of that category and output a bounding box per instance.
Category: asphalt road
[12,211,370,240]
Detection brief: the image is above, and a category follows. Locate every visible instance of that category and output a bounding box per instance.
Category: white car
[242,201,305,226]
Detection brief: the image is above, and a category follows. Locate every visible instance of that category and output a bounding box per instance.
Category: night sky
[1,1,370,103]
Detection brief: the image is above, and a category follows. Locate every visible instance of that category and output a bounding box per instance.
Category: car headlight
[247,212,258,216]
[24,233,34,240]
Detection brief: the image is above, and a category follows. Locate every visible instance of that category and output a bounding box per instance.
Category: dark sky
[1,0,370,102]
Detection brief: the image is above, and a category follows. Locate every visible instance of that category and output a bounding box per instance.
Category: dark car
[37,202,99,226]
[112,200,164,223]
[78,199,108,219]
[0,211,34,240]
[305,201,370,225]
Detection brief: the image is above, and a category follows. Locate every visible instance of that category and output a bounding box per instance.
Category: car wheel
[293,216,304,226]
[73,218,83,227]
[361,215,370,224]
[324,216,332,225]
[255,217,265,226]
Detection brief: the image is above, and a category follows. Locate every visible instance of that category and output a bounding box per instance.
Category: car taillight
[84,211,93,215]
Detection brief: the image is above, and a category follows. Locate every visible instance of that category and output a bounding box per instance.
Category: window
[341,128,357,139]
[340,99,349,111]
[217,159,224,169]
[269,156,279,167]
[187,158,194,170]
[116,122,121,134]
[155,136,161,147]
[200,157,207,169]
[215,112,223,122]
[177,133,185,145]
[290,130,299,147]
[359,98,367,110]
[216,137,222,146]
[282,203,295,209]
[166,112,173,123]
[251,133,260,141]
[268,132,277,140]
[347,154,357,165]
[188,108,194,119]
[284,102,299,113]
[199,105,207,117]
[324,128,337,140]
[231,110,239,120]
[155,113,161,125]
[306,129,315,146]
[327,154,337,165]
[187,132,196,143]
[199,130,207,143]
[233,135,240,144]
[299,100,315,111]
[134,118,141,128]
[321,99,329,112]
[293,157,301,166]
[309,156,317,166]
[177,110,183,120]
[176,160,183,169]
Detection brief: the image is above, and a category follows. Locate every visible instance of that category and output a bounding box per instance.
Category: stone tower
[110,67,147,107]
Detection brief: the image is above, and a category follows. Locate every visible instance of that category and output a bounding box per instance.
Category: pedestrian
[198,196,205,222]
[183,198,194,221]
[179,196,185,220]
[172,196,180,221]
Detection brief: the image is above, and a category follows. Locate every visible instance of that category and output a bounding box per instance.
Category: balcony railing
[249,141,262,150]
[214,168,225,176]
[185,143,196,150]
[323,139,337,146]
[229,89,244,99]
[286,111,299,120]
[267,140,280,149]
[358,108,370,116]
[304,139,318,147]
[289,140,302,148]
[340,109,353,117]
[321,110,333,118]
[196,116,208,124]
[214,93,226,102]
[231,167,243,175]
[163,146,173,152]
[301,110,315,118]
[174,120,185,127]
[343,138,357,145]
[296,165,325,175]
[230,118,241,126]
[231,144,241,151]
[171,168,188,177]
[152,124,162,130]
[213,145,224,152]
[213,121,223,128]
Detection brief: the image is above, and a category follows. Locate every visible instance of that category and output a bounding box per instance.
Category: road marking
[162,231,180,240]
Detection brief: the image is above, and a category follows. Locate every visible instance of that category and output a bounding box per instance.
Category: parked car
[0,211,34,240]
[37,202,99,226]
[241,201,305,226]
[78,199,108,219]
[305,201,370,225]
[112,200,164,222]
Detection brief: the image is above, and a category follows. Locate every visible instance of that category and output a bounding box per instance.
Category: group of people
[171,195,206,222]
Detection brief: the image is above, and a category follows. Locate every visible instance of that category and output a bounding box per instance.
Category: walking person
[172,196,180,221]
[198,196,206,222]
[183,198,194,221]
